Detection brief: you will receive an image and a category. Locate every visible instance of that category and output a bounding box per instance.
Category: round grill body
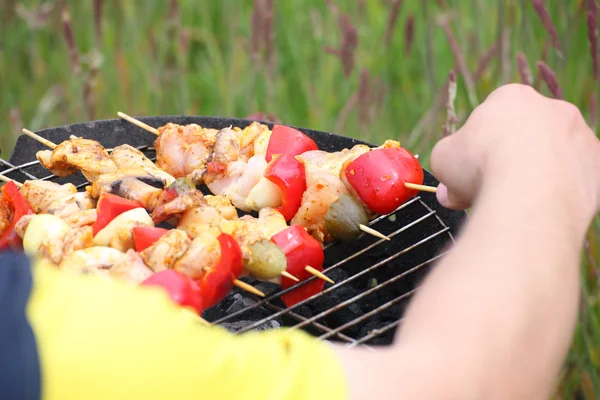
[1,116,467,347]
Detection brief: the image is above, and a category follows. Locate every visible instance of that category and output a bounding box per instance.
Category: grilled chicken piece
[151,190,206,223]
[20,180,78,214]
[14,214,31,239]
[239,121,270,159]
[205,195,238,220]
[0,197,13,236]
[46,191,96,218]
[108,249,154,284]
[110,144,175,186]
[64,209,97,228]
[36,138,117,181]
[177,195,239,238]
[59,246,123,278]
[290,163,350,244]
[173,226,222,280]
[217,207,288,266]
[38,226,93,265]
[140,229,191,272]
[88,169,165,211]
[297,145,371,178]
[154,123,217,179]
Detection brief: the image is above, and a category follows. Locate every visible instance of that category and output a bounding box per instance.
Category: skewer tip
[281,270,300,282]
[305,266,335,284]
[233,279,266,297]
[359,224,391,241]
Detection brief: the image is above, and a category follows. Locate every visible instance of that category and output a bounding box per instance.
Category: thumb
[436,183,472,210]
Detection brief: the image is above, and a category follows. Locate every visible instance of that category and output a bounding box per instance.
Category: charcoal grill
[0,116,467,348]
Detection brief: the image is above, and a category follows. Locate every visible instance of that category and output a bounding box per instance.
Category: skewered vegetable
[0,181,34,250]
[92,207,154,250]
[91,193,144,235]
[132,226,169,252]
[343,147,424,215]
[245,239,287,280]
[271,225,326,307]
[195,232,244,308]
[265,124,318,162]
[22,214,71,257]
[140,269,204,315]
[324,193,369,241]
[264,154,306,221]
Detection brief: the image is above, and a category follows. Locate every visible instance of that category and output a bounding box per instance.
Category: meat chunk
[173,227,221,280]
[36,138,117,181]
[20,180,78,214]
[109,249,154,284]
[46,191,96,218]
[154,123,216,179]
[59,246,124,278]
[110,144,175,186]
[38,226,93,264]
[140,229,191,272]
[63,209,97,228]
[88,169,165,211]
[0,197,13,236]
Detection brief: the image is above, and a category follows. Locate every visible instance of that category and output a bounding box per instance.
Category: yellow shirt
[26,261,348,400]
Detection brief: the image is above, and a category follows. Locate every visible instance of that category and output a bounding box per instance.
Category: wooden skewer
[233,279,266,297]
[305,266,335,284]
[359,224,391,241]
[201,266,265,297]
[22,128,57,149]
[117,112,160,136]
[281,270,299,282]
[0,175,23,187]
[405,182,437,193]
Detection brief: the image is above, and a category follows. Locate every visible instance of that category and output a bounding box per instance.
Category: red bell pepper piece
[140,270,204,315]
[344,147,424,215]
[132,226,169,252]
[195,233,244,309]
[264,154,306,221]
[271,224,325,307]
[91,193,143,236]
[0,181,34,251]
[265,125,318,163]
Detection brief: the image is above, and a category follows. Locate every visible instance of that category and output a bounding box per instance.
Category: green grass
[1,0,599,397]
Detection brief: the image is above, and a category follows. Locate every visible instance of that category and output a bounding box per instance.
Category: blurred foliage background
[0,0,599,397]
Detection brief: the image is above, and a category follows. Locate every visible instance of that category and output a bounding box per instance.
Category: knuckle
[555,100,585,123]
[486,83,538,102]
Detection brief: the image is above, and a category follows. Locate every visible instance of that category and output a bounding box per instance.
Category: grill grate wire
[0,140,455,348]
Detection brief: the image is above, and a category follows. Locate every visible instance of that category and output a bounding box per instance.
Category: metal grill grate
[0,123,459,348]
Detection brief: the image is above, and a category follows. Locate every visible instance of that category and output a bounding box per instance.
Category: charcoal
[310,294,338,315]
[254,281,280,295]
[330,284,357,302]
[225,294,245,314]
[202,304,224,322]
[293,305,313,319]
[222,320,281,332]
[326,303,364,335]
[327,268,348,283]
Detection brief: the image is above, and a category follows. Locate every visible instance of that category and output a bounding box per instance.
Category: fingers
[436,184,472,210]
[430,133,480,210]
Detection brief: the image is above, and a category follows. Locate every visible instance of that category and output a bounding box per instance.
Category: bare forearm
[394,175,588,399]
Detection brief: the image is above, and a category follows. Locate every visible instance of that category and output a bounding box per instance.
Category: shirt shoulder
[27,257,348,400]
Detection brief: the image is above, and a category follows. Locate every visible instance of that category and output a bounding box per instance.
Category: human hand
[430,83,600,218]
